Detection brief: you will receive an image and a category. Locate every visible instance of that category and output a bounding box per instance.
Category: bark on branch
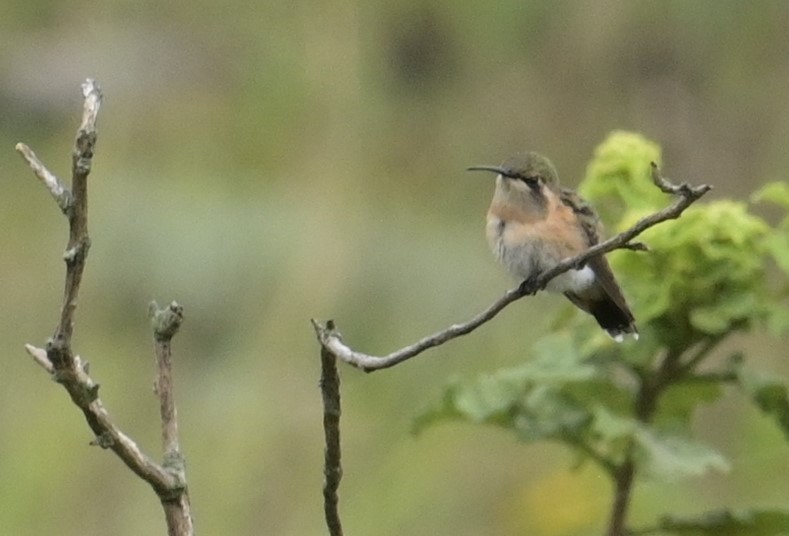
[18,79,194,536]
[318,323,344,536]
[312,163,712,372]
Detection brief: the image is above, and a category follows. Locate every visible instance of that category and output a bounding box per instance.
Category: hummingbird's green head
[468,152,559,190]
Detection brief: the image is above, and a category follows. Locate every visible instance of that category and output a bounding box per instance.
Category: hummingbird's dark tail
[585,295,638,342]
[563,291,638,342]
[563,256,638,342]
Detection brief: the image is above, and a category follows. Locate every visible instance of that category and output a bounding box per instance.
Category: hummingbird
[468,152,638,341]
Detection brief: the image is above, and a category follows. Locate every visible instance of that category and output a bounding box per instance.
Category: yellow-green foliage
[615,202,771,348]
[752,181,789,277]
[578,132,787,351]
[579,131,664,223]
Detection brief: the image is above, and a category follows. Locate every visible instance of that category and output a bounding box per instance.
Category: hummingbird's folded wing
[559,187,602,246]
[559,187,636,327]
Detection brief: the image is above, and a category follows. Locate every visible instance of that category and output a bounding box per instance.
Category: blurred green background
[2,1,788,535]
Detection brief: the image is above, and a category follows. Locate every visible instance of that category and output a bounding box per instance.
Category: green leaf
[516,332,598,383]
[591,405,635,442]
[751,181,789,208]
[737,367,789,440]
[579,131,664,223]
[412,373,525,435]
[655,509,789,535]
[655,382,724,433]
[573,131,789,353]
[765,302,789,335]
[585,405,636,465]
[512,386,591,442]
[688,308,735,334]
[611,201,773,349]
[413,334,603,442]
[634,429,729,482]
[765,231,789,276]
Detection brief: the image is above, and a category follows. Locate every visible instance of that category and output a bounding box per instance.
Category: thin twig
[563,434,618,477]
[150,300,193,535]
[318,319,344,536]
[676,334,726,377]
[313,163,711,372]
[151,301,186,457]
[55,78,101,345]
[14,143,71,212]
[24,343,54,374]
[19,80,193,536]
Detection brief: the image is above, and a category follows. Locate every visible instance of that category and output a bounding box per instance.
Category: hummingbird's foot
[622,241,649,252]
[518,276,542,296]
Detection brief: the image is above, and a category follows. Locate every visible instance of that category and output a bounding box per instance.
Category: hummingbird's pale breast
[487,215,597,294]
[486,174,595,293]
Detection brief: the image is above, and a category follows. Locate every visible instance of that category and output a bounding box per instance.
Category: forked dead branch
[17,80,194,536]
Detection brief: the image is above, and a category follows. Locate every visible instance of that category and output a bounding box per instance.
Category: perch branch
[18,79,193,535]
[313,162,711,372]
[318,320,344,536]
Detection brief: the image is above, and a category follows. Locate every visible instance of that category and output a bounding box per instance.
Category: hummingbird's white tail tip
[609,331,639,343]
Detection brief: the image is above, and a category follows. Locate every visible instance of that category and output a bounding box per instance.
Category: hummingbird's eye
[520,175,540,188]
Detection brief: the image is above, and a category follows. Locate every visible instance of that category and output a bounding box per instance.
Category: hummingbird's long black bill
[467,165,505,174]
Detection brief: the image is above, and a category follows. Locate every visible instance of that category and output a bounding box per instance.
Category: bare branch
[24,343,54,374]
[27,343,180,492]
[54,78,101,345]
[313,163,712,372]
[77,79,102,136]
[317,319,344,536]
[150,300,193,535]
[19,80,193,535]
[150,301,186,457]
[16,77,100,366]
[15,143,71,212]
